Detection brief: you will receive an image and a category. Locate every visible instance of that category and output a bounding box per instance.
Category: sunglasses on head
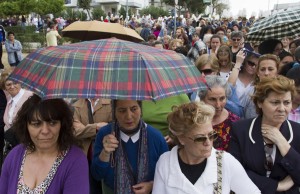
[201,69,213,75]
[247,61,256,67]
[187,132,218,143]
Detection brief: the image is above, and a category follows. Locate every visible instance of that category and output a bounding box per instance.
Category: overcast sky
[228,0,300,18]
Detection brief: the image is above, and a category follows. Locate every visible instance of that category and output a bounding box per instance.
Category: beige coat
[72,99,112,155]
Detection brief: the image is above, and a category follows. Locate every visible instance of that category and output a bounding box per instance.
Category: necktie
[264,143,274,177]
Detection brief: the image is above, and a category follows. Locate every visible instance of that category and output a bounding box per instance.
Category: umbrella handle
[110,153,115,167]
[110,121,116,167]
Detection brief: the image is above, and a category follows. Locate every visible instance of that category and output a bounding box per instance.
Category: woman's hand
[132,181,153,194]
[261,124,291,156]
[96,122,108,131]
[235,49,245,67]
[277,175,294,192]
[99,133,119,162]
[165,135,174,146]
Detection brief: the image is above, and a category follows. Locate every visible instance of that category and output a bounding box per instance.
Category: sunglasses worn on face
[187,132,218,143]
[247,61,256,67]
[232,38,241,42]
[201,69,213,75]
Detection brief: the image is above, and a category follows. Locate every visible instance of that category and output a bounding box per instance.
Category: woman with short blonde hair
[169,39,183,51]
[195,54,220,76]
[153,102,261,194]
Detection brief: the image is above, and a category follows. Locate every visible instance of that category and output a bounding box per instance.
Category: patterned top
[17,149,68,194]
[288,106,300,124]
[213,111,240,151]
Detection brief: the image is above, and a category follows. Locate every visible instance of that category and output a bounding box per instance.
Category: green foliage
[78,0,91,10]
[55,8,73,20]
[119,6,126,18]
[5,26,36,34]
[163,0,180,6]
[73,10,88,21]
[139,6,169,19]
[17,0,36,15]
[34,0,65,16]
[119,6,132,19]
[162,0,206,14]
[92,6,106,21]
[0,1,20,16]
[78,0,92,19]
[0,0,64,17]
[56,8,88,21]
[212,0,229,17]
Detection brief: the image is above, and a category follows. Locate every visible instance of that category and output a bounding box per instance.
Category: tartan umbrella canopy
[9,38,207,101]
[62,21,144,42]
[247,9,300,43]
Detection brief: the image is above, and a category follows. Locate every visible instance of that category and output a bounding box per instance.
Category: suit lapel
[248,117,268,174]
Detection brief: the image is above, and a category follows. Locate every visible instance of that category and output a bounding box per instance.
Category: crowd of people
[0,9,300,194]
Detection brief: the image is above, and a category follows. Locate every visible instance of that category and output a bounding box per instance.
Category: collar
[167,146,217,192]
[11,88,25,104]
[88,98,100,106]
[120,129,140,143]
[249,117,293,144]
[73,98,111,108]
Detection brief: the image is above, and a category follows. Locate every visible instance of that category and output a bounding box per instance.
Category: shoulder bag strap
[213,150,223,194]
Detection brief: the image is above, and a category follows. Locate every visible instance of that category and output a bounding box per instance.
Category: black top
[0,89,7,168]
[178,151,207,185]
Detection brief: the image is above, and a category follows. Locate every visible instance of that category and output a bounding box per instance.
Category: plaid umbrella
[9,38,206,101]
[62,21,144,42]
[247,9,300,43]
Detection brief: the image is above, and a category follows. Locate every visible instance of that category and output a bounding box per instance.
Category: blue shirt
[91,123,168,190]
[0,25,5,42]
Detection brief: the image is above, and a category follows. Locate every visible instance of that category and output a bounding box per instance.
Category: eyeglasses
[231,38,241,42]
[201,69,213,75]
[186,132,218,143]
[247,61,256,67]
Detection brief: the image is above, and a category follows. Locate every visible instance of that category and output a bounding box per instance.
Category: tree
[0,0,64,17]
[17,0,36,15]
[34,0,65,16]
[163,0,206,15]
[119,6,132,19]
[212,0,229,17]
[92,6,106,21]
[78,0,92,20]
[139,6,169,19]
[0,1,20,16]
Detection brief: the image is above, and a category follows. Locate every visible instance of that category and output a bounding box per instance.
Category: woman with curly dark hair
[0,94,89,193]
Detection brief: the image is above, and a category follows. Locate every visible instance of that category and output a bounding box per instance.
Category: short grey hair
[198,75,232,100]
[230,31,243,39]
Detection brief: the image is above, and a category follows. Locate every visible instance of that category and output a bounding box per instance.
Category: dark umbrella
[247,9,300,43]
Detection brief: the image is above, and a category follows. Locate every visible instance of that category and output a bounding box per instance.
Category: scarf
[113,120,149,194]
